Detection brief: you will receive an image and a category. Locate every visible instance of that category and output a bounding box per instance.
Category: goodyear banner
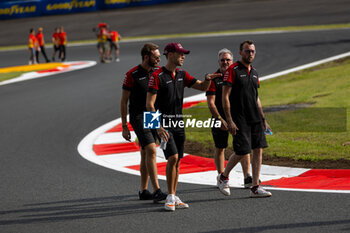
[0,0,194,19]
[0,0,41,19]
[43,0,97,15]
[101,0,194,9]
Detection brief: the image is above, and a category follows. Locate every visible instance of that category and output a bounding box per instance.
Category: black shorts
[97,42,106,51]
[110,42,119,49]
[130,114,157,149]
[211,126,228,149]
[53,45,60,51]
[162,129,185,160]
[232,120,268,155]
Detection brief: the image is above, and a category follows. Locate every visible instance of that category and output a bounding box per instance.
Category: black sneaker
[152,189,167,203]
[139,189,153,200]
[244,175,261,188]
[244,176,253,188]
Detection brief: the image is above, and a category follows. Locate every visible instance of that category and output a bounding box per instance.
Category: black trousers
[59,45,66,61]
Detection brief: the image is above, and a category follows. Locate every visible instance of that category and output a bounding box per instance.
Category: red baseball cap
[98,23,107,28]
[163,43,190,55]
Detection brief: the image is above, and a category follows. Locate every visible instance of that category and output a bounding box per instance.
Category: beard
[242,56,253,64]
[148,60,158,67]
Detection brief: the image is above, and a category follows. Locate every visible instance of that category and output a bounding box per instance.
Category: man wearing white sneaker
[218,40,272,198]
[147,42,221,211]
[206,48,254,189]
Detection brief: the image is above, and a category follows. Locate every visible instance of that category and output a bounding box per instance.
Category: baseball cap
[98,23,107,28]
[163,43,190,55]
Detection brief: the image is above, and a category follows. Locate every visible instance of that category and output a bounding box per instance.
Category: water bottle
[160,129,168,150]
[160,137,167,150]
[264,128,273,135]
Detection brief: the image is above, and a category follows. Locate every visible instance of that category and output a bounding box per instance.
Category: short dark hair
[141,43,159,60]
[29,28,34,33]
[240,40,254,51]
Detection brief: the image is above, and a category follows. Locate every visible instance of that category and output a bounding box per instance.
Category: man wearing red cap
[146,42,221,211]
[96,23,109,63]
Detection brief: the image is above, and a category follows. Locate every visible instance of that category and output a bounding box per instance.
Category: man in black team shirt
[120,43,167,202]
[206,48,253,188]
[146,42,221,211]
[217,40,272,198]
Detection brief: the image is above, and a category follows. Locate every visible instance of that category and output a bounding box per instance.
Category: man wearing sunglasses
[206,48,253,189]
[218,40,272,198]
[121,43,167,202]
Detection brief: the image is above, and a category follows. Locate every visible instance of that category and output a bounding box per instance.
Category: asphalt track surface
[1,2,350,233]
[1,0,350,46]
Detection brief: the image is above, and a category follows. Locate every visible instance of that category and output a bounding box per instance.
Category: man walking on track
[28,28,38,65]
[58,26,67,62]
[121,43,167,202]
[146,42,221,211]
[96,23,109,63]
[52,27,60,62]
[217,40,272,198]
[206,48,253,188]
[36,27,50,63]
[109,29,121,62]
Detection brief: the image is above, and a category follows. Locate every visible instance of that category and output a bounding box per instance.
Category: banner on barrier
[43,0,97,15]
[0,0,194,19]
[101,0,192,9]
[0,0,41,19]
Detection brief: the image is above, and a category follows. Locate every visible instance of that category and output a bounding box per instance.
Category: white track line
[0,61,97,86]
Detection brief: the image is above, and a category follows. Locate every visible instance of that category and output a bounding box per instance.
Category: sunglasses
[151,55,161,60]
[244,49,255,54]
[220,59,232,62]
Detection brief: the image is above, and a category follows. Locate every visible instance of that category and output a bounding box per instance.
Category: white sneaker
[216,175,220,187]
[164,194,175,211]
[250,186,272,198]
[116,58,120,62]
[217,174,230,196]
[175,196,189,209]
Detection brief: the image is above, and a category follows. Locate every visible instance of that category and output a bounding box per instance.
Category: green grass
[0,72,24,82]
[183,58,350,161]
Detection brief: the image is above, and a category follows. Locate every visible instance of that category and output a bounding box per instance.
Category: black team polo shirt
[223,61,262,124]
[122,65,159,116]
[148,66,197,126]
[205,69,226,120]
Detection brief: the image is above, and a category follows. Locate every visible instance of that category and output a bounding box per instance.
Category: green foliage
[0,72,24,82]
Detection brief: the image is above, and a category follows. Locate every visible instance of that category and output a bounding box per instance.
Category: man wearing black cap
[146,42,221,211]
